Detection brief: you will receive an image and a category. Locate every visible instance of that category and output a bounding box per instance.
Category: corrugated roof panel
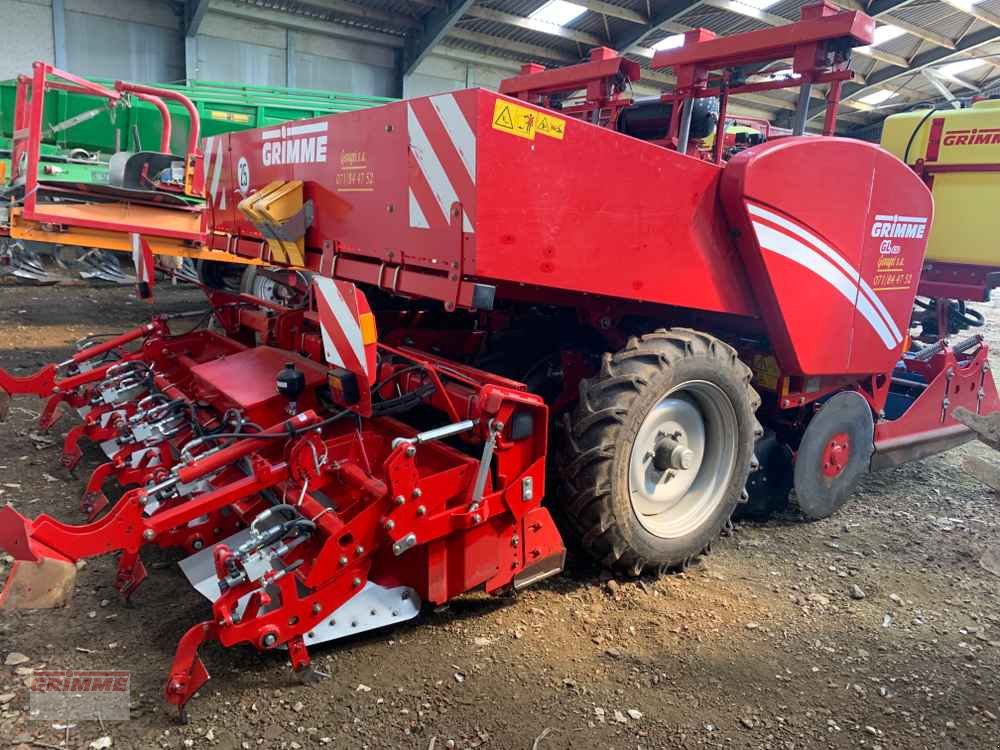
[876,34,925,58]
[675,6,772,36]
[457,17,587,53]
[768,0,810,18]
[236,0,419,35]
[890,2,971,38]
[977,0,1000,16]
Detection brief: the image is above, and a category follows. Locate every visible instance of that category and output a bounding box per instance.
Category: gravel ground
[0,283,999,750]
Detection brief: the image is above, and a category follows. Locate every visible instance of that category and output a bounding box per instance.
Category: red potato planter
[0,2,996,719]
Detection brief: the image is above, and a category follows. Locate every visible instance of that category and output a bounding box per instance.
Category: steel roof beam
[446,27,578,62]
[574,0,649,25]
[403,0,477,76]
[186,0,210,37]
[810,24,1000,120]
[288,0,421,29]
[614,0,696,54]
[209,0,406,47]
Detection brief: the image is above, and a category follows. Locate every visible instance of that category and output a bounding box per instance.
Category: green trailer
[0,75,393,157]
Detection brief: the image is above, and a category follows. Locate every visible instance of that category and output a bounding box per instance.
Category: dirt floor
[2,282,1000,750]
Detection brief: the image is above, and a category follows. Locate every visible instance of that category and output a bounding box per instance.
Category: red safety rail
[652,1,874,155]
[499,46,641,128]
[10,62,207,245]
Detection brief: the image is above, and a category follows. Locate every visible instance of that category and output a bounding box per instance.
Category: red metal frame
[499,46,641,128]
[0,283,563,719]
[918,261,1000,301]
[654,1,871,147]
[11,61,206,245]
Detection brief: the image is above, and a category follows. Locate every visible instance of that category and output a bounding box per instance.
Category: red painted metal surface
[652,2,873,73]
[918,261,1000,301]
[821,431,850,478]
[721,137,933,379]
[0,283,564,718]
[874,339,999,467]
[215,89,758,317]
[12,61,206,243]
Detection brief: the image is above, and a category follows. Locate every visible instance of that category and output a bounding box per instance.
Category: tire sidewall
[609,354,757,564]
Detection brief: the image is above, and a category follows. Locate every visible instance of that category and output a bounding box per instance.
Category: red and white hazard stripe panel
[407,93,477,234]
[313,277,378,381]
[131,232,155,300]
[201,136,227,210]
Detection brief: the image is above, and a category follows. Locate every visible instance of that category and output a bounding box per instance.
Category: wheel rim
[251,273,280,302]
[628,380,739,539]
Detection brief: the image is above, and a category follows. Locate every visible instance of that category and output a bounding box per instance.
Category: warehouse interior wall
[190,13,287,87]
[404,55,513,99]
[0,0,54,80]
[0,3,571,102]
[65,0,184,82]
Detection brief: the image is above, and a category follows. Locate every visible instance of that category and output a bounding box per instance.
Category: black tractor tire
[558,329,761,575]
[736,432,794,520]
[196,259,243,292]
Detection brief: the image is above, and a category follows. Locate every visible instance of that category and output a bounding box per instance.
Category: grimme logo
[870,214,928,240]
[943,128,1000,146]
[30,670,131,721]
[261,121,329,166]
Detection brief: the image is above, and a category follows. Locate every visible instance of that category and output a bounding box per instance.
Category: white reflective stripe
[747,204,902,344]
[261,129,282,140]
[407,103,474,233]
[409,188,429,229]
[287,121,328,137]
[752,222,897,350]
[209,138,225,201]
[202,137,214,182]
[430,94,476,183]
[314,277,368,376]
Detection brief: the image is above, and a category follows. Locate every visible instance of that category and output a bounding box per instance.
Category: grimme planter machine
[0,2,996,718]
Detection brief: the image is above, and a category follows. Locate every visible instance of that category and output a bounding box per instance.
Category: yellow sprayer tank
[881,100,1000,268]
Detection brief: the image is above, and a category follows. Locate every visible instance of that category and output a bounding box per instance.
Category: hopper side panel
[472,91,756,317]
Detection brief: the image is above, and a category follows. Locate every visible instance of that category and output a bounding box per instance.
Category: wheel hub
[628,381,738,539]
[821,431,851,478]
[652,436,696,471]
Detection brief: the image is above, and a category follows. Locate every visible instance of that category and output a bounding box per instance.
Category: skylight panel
[939,58,986,77]
[529,0,587,26]
[737,0,781,9]
[651,34,685,51]
[872,24,905,46]
[858,89,897,106]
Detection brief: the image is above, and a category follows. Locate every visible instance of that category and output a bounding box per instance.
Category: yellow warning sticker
[492,99,565,141]
[209,110,251,124]
[535,114,565,140]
